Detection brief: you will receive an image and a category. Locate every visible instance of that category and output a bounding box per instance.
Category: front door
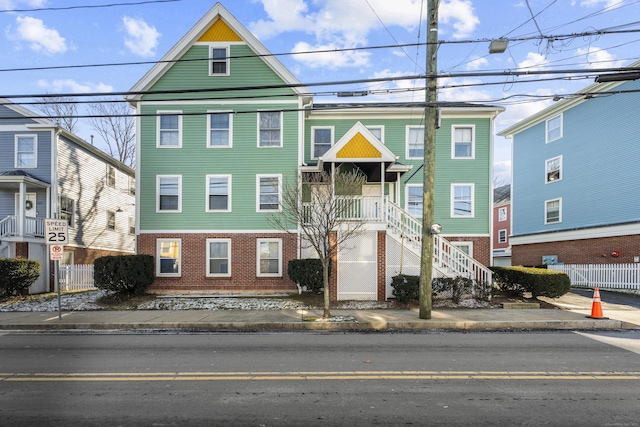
[15,193,37,217]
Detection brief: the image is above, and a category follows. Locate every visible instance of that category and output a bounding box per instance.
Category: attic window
[210,46,229,76]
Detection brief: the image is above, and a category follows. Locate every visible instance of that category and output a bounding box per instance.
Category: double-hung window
[367,126,384,143]
[207,238,231,277]
[257,238,282,277]
[157,239,181,276]
[312,127,333,158]
[128,217,135,235]
[107,165,116,187]
[452,125,474,159]
[451,184,474,217]
[498,229,507,244]
[157,112,181,147]
[406,184,423,218]
[498,207,507,222]
[208,112,232,147]
[257,175,281,212]
[406,126,424,159]
[15,135,37,168]
[546,114,562,143]
[545,198,562,224]
[107,211,116,231]
[258,112,282,147]
[207,175,231,211]
[60,197,75,228]
[157,175,181,212]
[210,46,229,76]
[546,156,562,183]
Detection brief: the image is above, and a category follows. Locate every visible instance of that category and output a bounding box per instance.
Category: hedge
[491,266,571,298]
[94,255,154,295]
[287,259,329,293]
[0,258,41,297]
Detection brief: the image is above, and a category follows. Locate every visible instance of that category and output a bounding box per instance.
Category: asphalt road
[1,331,639,426]
[571,287,640,308]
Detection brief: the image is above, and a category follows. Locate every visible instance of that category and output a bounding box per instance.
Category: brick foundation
[138,233,298,294]
[512,234,640,266]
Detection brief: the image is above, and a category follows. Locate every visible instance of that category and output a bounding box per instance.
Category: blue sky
[2,0,640,183]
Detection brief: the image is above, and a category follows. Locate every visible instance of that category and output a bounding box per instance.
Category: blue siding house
[499,62,640,266]
[0,99,136,294]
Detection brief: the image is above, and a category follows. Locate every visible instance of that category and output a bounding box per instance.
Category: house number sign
[45,219,69,245]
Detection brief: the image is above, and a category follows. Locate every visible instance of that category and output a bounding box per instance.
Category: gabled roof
[499,59,640,137]
[320,122,398,163]
[0,98,55,126]
[493,184,510,205]
[126,2,311,102]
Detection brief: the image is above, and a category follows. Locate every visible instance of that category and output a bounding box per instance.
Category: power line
[0,0,181,13]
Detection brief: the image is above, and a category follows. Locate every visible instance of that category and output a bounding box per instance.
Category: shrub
[0,258,41,297]
[287,259,328,293]
[94,255,154,295]
[433,276,475,303]
[391,274,420,303]
[491,266,571,298]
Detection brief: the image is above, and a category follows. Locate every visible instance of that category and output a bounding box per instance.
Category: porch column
[396,172,401,205]
[18,182,26,236]
[380,163,385,220]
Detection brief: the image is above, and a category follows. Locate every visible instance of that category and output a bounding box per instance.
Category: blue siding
[0,105,39,125]
[512,79,640,236]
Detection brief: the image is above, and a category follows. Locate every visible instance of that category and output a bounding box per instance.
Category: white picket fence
[548,264,640,291]
[59,265,96,291]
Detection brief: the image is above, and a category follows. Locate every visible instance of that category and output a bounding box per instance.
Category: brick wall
[445,236,491,266]
[138,233,298,293]
[512,234,640,266]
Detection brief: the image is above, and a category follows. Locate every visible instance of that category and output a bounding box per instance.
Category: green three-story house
[126,3,503,300]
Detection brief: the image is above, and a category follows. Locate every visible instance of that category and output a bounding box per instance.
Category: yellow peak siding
[336,132,382,159]
[197,19,243,42]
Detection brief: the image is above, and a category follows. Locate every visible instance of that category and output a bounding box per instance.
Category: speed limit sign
[45,219,69,245]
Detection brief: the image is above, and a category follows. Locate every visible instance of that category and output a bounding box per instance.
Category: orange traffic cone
[586,287,608,319]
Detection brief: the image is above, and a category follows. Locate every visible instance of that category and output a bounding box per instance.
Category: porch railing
[0,216,46,239]
[303,196,387,224]
[548,264,640,291]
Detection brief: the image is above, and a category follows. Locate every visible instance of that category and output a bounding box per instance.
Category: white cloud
[291,41,371,69]
[122,16,160,57]
[37,79,113,94]
[575,47,625,68]
[465,56,488,71]
[439,0,480,39]
[14,16,66,55]
[580,0,621,8]
[517,52,549,71]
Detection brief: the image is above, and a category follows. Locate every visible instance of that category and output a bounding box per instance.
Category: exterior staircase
[385,201,493,285]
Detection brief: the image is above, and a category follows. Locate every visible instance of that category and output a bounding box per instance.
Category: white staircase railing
[386,202,493,285]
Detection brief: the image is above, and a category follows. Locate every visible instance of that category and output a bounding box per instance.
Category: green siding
[142,45,297,101]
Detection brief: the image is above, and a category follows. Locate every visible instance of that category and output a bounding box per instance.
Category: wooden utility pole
[419,0,438,319]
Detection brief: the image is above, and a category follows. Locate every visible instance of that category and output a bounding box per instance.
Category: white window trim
[405,183,423,218]
[206,174,232,212]
[498,229,507,244]
[128,216,135,235]
[206,238,231,277]
[257,111,283,148]
[156,111,183,148]
[546,113,563,143]
[498,207,507,222]
[406,125,424,160]
[545,155,563,183]
[60,196,75,228]
[107,165,116,188]
[545,197,562,225]
[256,174,282,212]
[256,238,282,277]
[209,44,230,76]
[156,238,181,277]
[15,134,37,168]
[106,210,116,231]
[366,125,384,143]
[452,241,473,258]
[451,183,475,218]
[207,110,233,148]
[311,126,334,159]
[451,124,475,159]
[156,175,182,213]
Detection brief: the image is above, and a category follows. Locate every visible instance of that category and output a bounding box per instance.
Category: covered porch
[0,171,50,242]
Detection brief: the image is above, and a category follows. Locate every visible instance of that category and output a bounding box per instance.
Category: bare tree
[270,169,368,318]
[88,98,136,168]
[33,95,79,133]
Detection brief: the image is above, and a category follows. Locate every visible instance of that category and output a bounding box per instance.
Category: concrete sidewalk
[0,292,638,332]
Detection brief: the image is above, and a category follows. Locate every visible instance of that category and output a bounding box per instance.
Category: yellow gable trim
[198,19,243,42]
[336,133,382,159]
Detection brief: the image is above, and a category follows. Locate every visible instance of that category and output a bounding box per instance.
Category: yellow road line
[1,371,640,382]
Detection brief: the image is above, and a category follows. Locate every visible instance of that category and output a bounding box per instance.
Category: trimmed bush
[287,259,328,293]
[391,274,420,303]
[0,258,41,297]
[433,276,475,303]
[491,266,571,298]
[94,255,154,295]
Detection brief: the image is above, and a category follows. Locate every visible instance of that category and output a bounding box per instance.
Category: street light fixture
[489,39,509,54]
